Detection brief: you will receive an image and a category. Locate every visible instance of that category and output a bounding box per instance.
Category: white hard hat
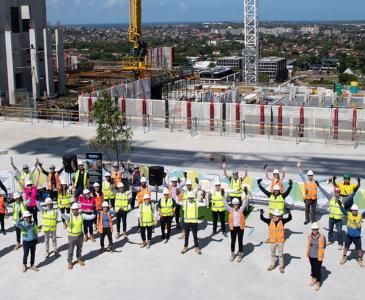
[112,162,119,167]
[232,198,240,205]
[307,170,314,176]
[78,161,84,166]
[71,202,80,210]
[105,172,111,177]
[60,179,67,185]
[163,188,170,195]
[49,164,56,169]
[273,185,281,191]
[102,201,109,207]
[187,191,194,199]
[311,222,319,230]
[214,180,221,186]
[273,169,280,174]
[23,211,32,218]
[45,198,53,205]
[351,204,359,211]
[25,180,33,186]
[13,192,21,199]
[140,177,147,183]
[93,182,100,187]
[117,182,124,188]
[272,209,282,216]
[171,177,178,182]
[186,179,192,185]
[143,194,150,200]
[83,189,91,195]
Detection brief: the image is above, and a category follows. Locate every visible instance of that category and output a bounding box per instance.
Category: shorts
[345,235,362,250]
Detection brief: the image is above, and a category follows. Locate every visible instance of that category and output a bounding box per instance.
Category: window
[15,73,23,89]
[10,7,20,33]
[22,19,30,32]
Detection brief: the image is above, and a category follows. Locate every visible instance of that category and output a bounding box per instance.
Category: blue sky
[47,0,365,24]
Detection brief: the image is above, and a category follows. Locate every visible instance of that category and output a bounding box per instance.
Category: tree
[338,73,357,85]
[91,92,133,164]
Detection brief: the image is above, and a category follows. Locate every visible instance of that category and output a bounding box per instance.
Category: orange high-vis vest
[97,211,113,234]
[112,171,122,185]
[306,234,325,261]
[0,196,7,214]
[305,180,317,200]
[270,178,284,193]
[137,186,151,205]
[228,209,245,230]
[47,173,61,190]
[268,220,285,243]
[95,194,103,211]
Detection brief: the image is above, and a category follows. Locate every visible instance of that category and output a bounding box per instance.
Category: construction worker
[97,201,115,252]
[93,182,103,230]
[12,192,26,250]
[264,165,285,192]
[16,210,39,272]
[10,156,38,192]
[223,163,247,203]
[62,202,93,270]
[211,180,227,237]
[137,177,151,207]
[260,208,292,273]
[23,171,40,225]
[58,179,71,229]
[158,187,177,243]
[178,191,207,255]
[333,174,359,197]
[72,161,89,199]
[224,197,247,262]
[316,179,359,250]
[0,192,8,235]
[130,165,141,209]
[80,189,96,242]
[111,162,123,186]
[138,194,157,249]
[339,203,365,267]
[257,178,293,216]
[306,222,326,291]
[114,182,131,239]
[39,162,64,200]
[0,179,8,197]
[36,198,59,257]
[102,172,115,209]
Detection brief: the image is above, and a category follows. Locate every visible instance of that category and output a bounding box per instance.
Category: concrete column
[43,28,55,97]
[29,27,39,101]
[55,25,65,94]
[5,30,15,105]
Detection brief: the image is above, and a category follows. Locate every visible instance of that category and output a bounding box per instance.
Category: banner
[85,153,103,186]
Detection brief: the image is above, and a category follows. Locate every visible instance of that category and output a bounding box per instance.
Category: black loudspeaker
[63,154,78,173]
[122,178,130,190]
[149,166,164,186]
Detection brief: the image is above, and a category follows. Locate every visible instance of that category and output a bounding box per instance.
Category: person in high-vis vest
[339,203,365,267]
[138,194,157,249]
[72,162,89,199]
[16,210,39,273]
[102,172,115,209]
[80,189,96,242]
[93,182,103,230]
[36,198,59,257]
[316,181,359,250]
[62,202,94,270]
[306,222,326,291]
[177,191,207,255]
[158,188,177,242]
[58,179,71,229]
[0,193,8,235]
[97,201,115,252]
[211,180,227,237]
[264,165,286,193]
[333,174,360,197]
[257,179,293,216]
[260,208,292,273]
[114,182,131,239]
[223,163,247,204]
[224,197,247,262]
[137,177,151,207]
[111,162,123,186]
[10,156,38,192]
[39,162,64,200]
[12,192,26,250]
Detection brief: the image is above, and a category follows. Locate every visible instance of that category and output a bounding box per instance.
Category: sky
[47,0,365,25]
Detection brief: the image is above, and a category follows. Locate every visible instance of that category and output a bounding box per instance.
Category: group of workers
[0,157,364,292]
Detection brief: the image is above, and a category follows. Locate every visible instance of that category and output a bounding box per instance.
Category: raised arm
[34,170,40,187]
[0,179,8,196]
[242,164,248,180]
[264,165,271,180]
[282,180,293,198]
[223,163,229,178]
[281,167,286,180]
[257,179,271,197]
[315,181,332,200]
[297,161,306,183]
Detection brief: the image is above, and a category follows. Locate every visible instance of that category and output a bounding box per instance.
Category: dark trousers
[116,210,128,233]
[230,227,244,252]
[212,210,226,233]
[131,191,137,209]
[184,222,199,248]
[175,206,181,225]
[83,214,94,236]
[68,235,83,263]
[47,190,58,201]
[23,240,37,266]
[26,206,38,225]
[100,228,113,248]
[15,227,21,243]
[0,214,4,231]
[141,226,153,241]
[161,216,173,238]
[328,217,343,245]
[304,199,317,223]
[60,207,70,224]
[309,257,322,282]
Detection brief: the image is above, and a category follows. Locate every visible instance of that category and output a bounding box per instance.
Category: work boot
[181,247,188,254]
[116,232,121,239]
[30,265,39,272]
[78,259,85,266]
[304,220,309,225]
[140,241,147,248]
[164,238,169,244]
[44,251,49,258]
[84,235,88,242]
[327,241,333,246]
[22,265,27,273]
[309,277,317,286]
[122,232,128,239]
[146,241,151,249]
[195,247,202,255]
[230,252,236,262]
[63,223,67,229]
[357,258,364,267]
[68,263,73,270]
[54,250,60,257]
[2,229,6,235]
[340,255,347,265]
[100,247,105,253]
[279,267,285,274]
[107,246,113,252]
[89,235,96,242]
[237,252,244,263]
[267,265,275,271]
[14,243,21,251]
[161,235,165,240]
[314,282,321,291]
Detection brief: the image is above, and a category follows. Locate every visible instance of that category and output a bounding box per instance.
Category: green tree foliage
[91,92,133,163]
[338,73,357,85]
